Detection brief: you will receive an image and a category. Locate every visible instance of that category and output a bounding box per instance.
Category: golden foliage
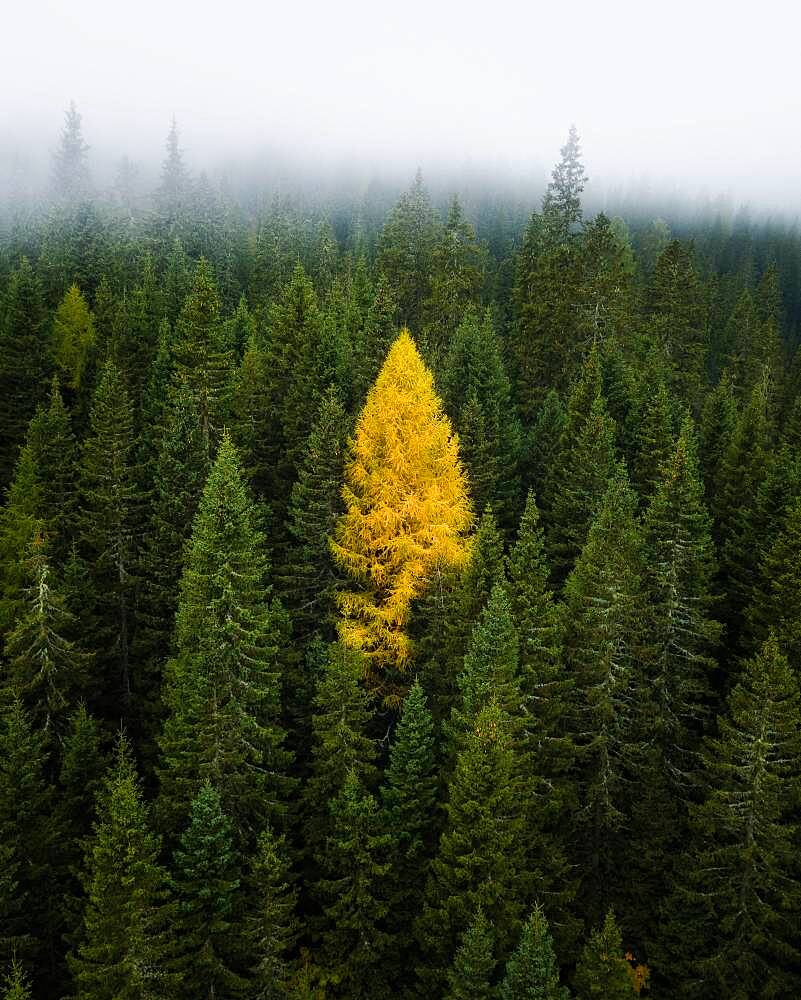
[331,329,473,700]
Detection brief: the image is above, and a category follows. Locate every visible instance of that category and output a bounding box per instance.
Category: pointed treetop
[332,329,473,699]
[157,116,190,217]
[52,100,91,202]
[1,958,32,1000]
[542,125,586,237]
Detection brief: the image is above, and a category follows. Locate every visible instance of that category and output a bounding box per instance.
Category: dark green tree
[0,698,57,978]
[170,782,247,1000]
[134,382,209,751]
[380,679,437,971]
[251,198,301,308]
[563,472,645,926]
[724,289,784,397]
[223,294,256,357]
[628,418,721,946]
[524,390,566,501]
[499,904,569,1000]
[578,213,637,348]
[0,382,78,636]
[716,371,773,647]
[70,734,174,1000]
[449,583,523,748]
[507,491,568,767]
[78,357,142,716]
[457,392,500,521]
[317,769,391,999]
[423,196,486,360]
[420,506,507,727]
[162,238,192,324]
[628,371,676,501]
[376,170,440,331]
[112,256,164,404]
[444,907,495,1000]
[510,129,587,411]
[417,700,526,992]
[506,493,576,943]
[512,228,583,417]
[246,824,298,1000]
[172,258,233,450]
[0,258,49,486]
[441,309,521,527]
[156,117,190,224]
[229,328,278,501]
[57,705,107,957]
[0,448,44,636]
[157,436,288,840]
[641,419,720,776]
[573,910,635,1000]
[25,377,79,565]
[660,635,801,999]
[137,318,174,471]
[745,495,801,669]
[303,643,376,867]
[269,263,346,499]
[280,387,349,642]
[546,347,619,584]
[1,960,31,1000]
[3,552,92,735]
[348,266,398,406]
[646,240,708,407]
[698,372,737,502]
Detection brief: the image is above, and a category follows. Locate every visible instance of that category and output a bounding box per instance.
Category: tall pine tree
[157,436,288,840]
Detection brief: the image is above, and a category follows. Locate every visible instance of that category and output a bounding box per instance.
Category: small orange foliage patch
[625,952,650,994]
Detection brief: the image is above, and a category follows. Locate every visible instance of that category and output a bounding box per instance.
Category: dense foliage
[2,110,801,999]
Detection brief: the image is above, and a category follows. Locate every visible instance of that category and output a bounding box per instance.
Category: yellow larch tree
[331,329,473,702]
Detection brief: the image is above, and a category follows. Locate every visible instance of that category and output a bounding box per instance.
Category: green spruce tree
[573,910,635,1000]
[417,700,526,992]
[3,552,92,734]
[70,734,174,1000]
[546,346,619,584]
[444,907,495,1000]
[499,904,569,1000]
[78,357,142,717]
[0,698,57,976]
[0,258,49,486]
[380,679,437,972]
[563,472,645,927]
[172,258,232,450]
[170,782,247,1000]
[134,381,209,751]
[423,196,486,361]
[246,824,298,1000]
[157,436,288,840]
[376,170,440,331]
[659,635,801,999]
[317,769,391,999]
[280,387,349,642]
[1,960,31,1000]
[303,643,376,868]
[441,309,521,527]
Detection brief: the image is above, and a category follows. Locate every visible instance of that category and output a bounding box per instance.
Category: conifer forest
[3,88,801,1000]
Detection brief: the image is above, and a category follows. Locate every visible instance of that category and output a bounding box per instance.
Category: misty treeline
[1,105,801,1000]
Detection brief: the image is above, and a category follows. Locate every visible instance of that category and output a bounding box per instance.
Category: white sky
[2,0,801,209]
